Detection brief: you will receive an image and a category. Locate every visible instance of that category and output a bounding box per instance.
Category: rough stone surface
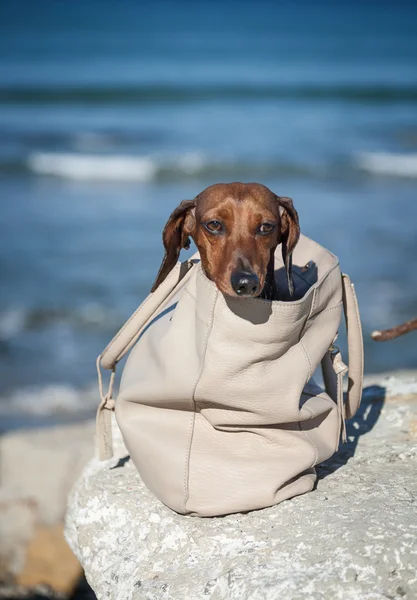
[65,374,417,600]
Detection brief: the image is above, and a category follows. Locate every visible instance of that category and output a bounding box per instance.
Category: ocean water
[0,0,416,426]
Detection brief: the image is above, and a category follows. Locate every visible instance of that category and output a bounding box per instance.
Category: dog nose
[230,271,260,296]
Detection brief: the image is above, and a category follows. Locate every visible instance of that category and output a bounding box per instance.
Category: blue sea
[0,0,416,427]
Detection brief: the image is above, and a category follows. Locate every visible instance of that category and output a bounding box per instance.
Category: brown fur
[151,182,300,299]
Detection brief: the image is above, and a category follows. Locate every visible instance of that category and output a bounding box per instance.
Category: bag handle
[95,255,199,459]
[99,254,199,371]
[341,273,364,419]
[321,273,364,442]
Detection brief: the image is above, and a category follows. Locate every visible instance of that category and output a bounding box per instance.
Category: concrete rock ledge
[65,374,417,600]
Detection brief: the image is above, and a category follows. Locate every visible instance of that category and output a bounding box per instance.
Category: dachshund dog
[151,182,300,300]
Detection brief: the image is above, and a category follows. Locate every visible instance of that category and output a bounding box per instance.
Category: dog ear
[275,196,300,296]
[151,200,195,292]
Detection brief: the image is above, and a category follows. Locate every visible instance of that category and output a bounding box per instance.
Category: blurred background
[0,1,416,433]
[0,0,416,597]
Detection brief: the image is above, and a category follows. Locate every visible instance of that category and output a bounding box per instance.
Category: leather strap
[341,273,364,419]
[96,396,115,460]
[100,255,199,370]
[321,273,364,438]
[96,357,116,459]
[95,256,198,459]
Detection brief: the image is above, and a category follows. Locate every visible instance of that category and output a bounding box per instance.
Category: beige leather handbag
[96,234,363,517]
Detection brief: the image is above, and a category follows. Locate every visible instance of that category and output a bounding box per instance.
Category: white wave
[28,152,158,181]
[357,152,417,178]
[27,151,208,181]
[0,304,121,340]
[176,152,206,173]
[0,308,26,341]
[0,383,99,416]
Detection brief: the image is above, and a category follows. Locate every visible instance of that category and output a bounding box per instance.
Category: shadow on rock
[317,384,386,480]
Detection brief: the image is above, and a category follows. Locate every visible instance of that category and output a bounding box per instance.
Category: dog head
[151,182,300,298]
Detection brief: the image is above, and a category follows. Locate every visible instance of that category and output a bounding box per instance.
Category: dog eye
[258,223,275,235]
[204,220,224,234]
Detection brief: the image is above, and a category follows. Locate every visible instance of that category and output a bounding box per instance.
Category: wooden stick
[371,318,417,341]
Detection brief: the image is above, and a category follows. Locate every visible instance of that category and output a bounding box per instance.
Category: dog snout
[230,271,260,297]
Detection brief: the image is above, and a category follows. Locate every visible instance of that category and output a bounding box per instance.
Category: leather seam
[307,286,317,320]
[182,413,195,514]
[182,287,218,513]
[298,287,316,340]
[299,299,342,342]
[299,404,314,421]
[320,301,343,315]
[182,287,197,302]
[300,338,312,381]
[299,404,319,467]
[193,313,211,328]
[302,391,335,404]
[182,289,210,328]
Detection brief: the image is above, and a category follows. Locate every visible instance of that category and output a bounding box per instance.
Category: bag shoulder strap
[321,273,364,442]
[95,255,199,460]
[341,273,364,419]
[100,254,199,371]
